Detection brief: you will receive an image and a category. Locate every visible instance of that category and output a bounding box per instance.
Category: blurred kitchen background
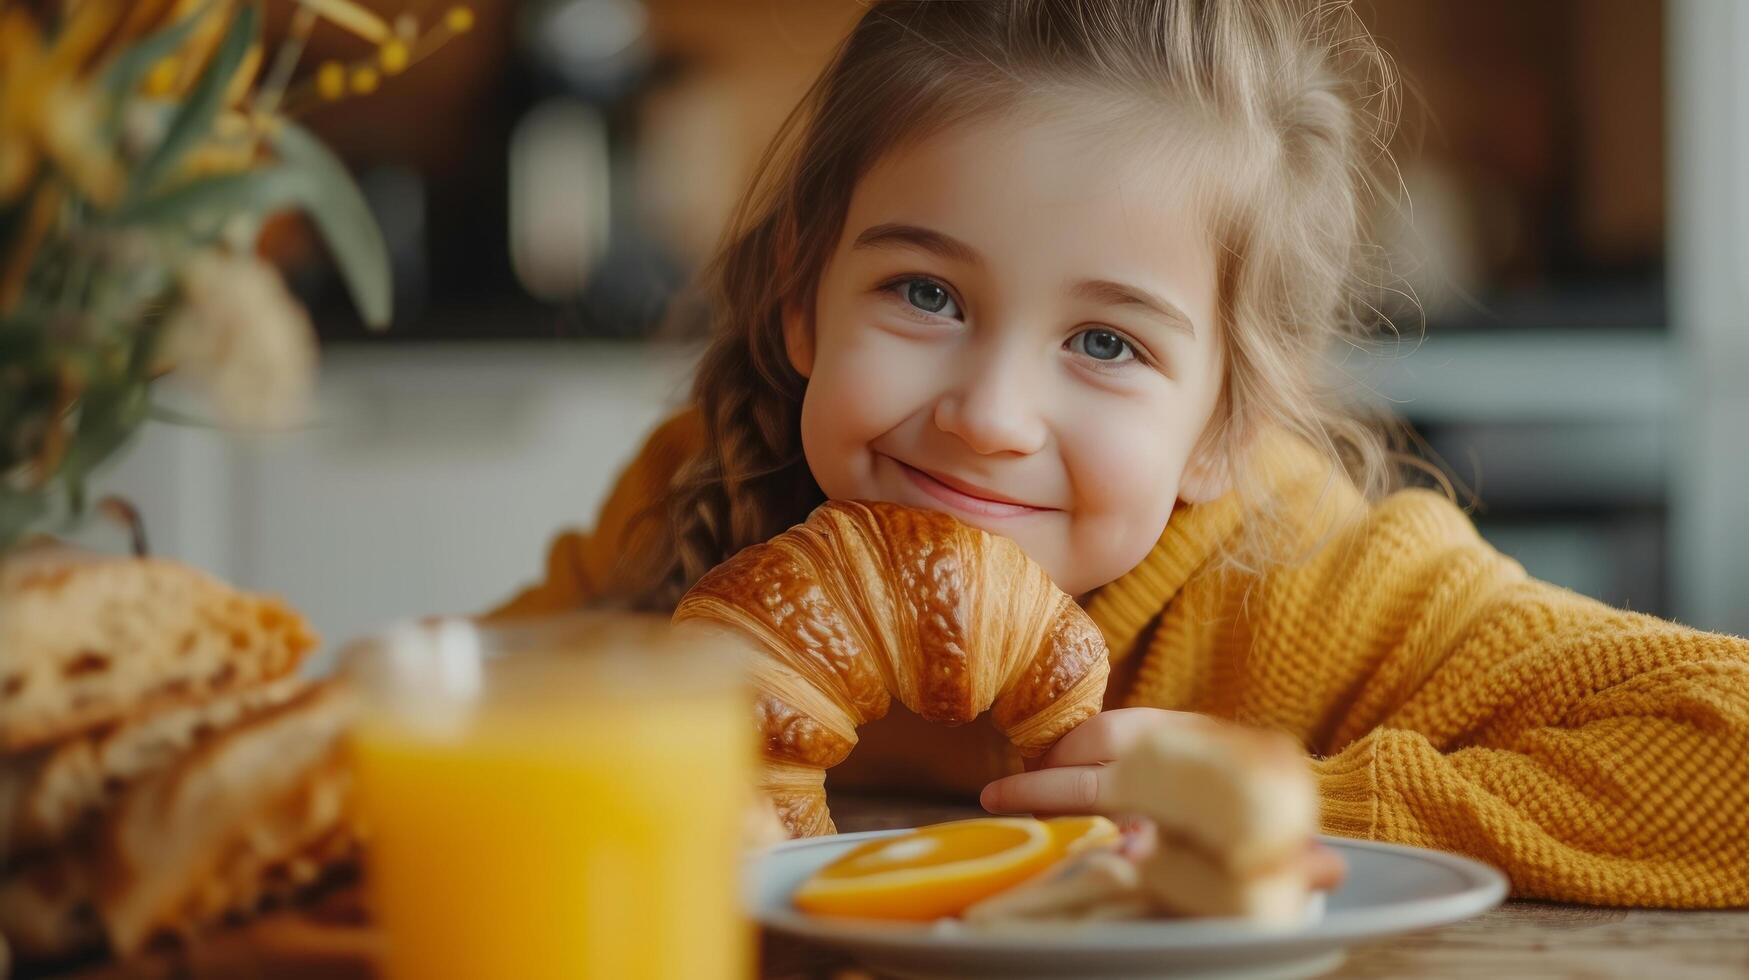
[93,0,1749,645]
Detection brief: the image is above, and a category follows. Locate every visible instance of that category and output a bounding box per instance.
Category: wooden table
[36,795,1749,980]
[762,795,1749,980]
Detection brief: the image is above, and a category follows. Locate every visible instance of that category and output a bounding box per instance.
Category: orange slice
[794,818,1057,921]
[1045,814,1121,857]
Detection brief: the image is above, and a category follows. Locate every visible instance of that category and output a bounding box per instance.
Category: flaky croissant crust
[674,500,1110,836]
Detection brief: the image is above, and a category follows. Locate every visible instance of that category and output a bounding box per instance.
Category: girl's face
[784,111,1227,596]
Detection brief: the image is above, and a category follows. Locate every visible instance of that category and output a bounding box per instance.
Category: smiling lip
[886,457,1052,518]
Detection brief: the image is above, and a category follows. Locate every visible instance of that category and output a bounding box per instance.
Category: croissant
[673,500,1110,837]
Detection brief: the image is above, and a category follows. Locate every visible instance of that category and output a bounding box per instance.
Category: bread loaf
[0,548,317,752]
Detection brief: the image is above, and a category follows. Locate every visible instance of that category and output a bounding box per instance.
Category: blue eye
[1070,328,1136,363]
[898,278,960,318]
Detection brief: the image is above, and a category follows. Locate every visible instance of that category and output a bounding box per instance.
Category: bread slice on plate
[0,677,309,866]
[0,809,356,964]
[97,680,357,955]
[0,837,104,960]
[0,681,358,961]
[1137,839,1316,922]
[1108,713,1321,925]
[0,547,318,752]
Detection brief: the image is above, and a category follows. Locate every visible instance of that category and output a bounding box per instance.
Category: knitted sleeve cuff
[1311,730,1381,840]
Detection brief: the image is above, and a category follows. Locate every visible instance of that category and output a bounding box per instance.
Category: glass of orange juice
[343,614,754,980]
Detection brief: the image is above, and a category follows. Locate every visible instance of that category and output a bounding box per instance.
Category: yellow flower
[0,3,131,206]
[378,38,409,75]
[349,66,380,95]
[38,82,123,203]
[115,0,194,51]
[224,42,266,107]
[316,61,348,101]
[276,4,476,116]
[176,143,257,179]
[161,0,238,98]
[1,7,59,201]
[143,57,182,96]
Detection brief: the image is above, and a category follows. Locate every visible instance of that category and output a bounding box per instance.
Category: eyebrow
[1068,279,1197,337]
[852,222,982,267]
[850,222,1197,337]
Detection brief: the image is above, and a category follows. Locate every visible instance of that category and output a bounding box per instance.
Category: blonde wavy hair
[619,0,1411,611]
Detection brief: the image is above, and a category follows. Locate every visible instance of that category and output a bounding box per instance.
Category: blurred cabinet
[1356,0,1748,631]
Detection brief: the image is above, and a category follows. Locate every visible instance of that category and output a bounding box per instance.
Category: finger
[1303,842,1347,892]
[1037,708,1188,770]
[981,765,1114,816]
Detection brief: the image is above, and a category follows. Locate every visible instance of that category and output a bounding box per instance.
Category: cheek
[1067,417,1184,516]
[1059,394,1201,563]
[798,319,941,491]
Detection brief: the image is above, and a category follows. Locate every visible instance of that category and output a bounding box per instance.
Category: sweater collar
[1084,495,1244,661]
[1084,432,1347,660]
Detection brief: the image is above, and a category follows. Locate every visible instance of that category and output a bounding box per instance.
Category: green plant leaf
[266,121,393,329]
[129,1,261,198]
[0,313,49,361]
[102,0,215,106]
[113,146,393,330]
[0,484,49,553]
[57,382,151,516]
[111,165,313,226]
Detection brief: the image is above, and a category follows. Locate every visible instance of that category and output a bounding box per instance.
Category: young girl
[493,0,1748,907]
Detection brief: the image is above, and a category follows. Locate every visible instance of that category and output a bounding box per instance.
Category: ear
[781,300,815,379]
[1177,423,1234,505]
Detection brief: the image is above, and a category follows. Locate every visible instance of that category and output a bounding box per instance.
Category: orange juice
[346,619,754,980]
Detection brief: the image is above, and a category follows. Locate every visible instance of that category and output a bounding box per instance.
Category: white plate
[753,830,1508,980]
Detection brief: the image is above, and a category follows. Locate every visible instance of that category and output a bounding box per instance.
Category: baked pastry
[1108,714,1321,924]
[0,681,357,960]
[0,546,318,752]
[98,680,356,955]
[674,500,1110,837]
[0,677,308,865]
[0,813,355,964]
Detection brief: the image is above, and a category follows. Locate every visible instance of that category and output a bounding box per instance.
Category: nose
[932,348,1049,456]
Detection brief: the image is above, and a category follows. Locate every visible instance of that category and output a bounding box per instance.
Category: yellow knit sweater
[494,412,1749,908]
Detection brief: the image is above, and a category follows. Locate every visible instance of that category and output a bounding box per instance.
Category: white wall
[93,343,698,652]
[1669,0,1749,634]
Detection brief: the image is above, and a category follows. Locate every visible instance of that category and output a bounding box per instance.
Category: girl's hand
[980,707,1194,816]
[980,707,1348,892]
